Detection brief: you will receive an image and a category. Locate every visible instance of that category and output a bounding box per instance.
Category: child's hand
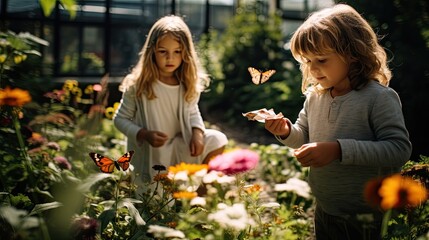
[265,118,290,139]
[137,128,168,147]
[294,142,341,168]
[190,128,204,157]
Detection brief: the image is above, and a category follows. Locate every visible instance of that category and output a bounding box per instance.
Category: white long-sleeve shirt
[113,81,206,181]
[276,80,412,216]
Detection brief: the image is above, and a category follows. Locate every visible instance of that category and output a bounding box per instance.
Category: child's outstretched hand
[137,128,168,147]
[265,118,290,139]
[294,142,341,168]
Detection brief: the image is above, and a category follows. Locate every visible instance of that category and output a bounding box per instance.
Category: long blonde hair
[289,4,391,94]
[120,15,208,102]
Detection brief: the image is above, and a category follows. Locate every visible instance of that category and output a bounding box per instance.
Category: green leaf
[39,0,56,17]
[77,173,114,193]
[29,201,63,215]
[60,0,77,19]
[98,208,116,231]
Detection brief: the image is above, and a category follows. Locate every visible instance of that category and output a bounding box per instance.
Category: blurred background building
[0,0,333,82]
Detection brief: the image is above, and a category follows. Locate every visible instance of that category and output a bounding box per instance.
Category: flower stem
[12,111,51,240]
[380,209,392,238]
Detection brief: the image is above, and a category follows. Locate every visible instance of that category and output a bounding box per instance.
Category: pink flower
[54,156,72,170]
[70,216,99,240]
[209,149,259,175]
[92,84,102,92]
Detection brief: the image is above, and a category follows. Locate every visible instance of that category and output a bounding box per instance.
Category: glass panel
[7,0,44,18]
[111,0,144,24]
[209,2,235,31]
[61,0,106,22]
[82,27,104,74]
[177,0,205,35]
[110,26,146,76]
[42,24,54,76]
[59,26,79,74]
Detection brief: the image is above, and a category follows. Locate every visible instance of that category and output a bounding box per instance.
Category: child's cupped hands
[144,130,169,147]
[294,142,341,168]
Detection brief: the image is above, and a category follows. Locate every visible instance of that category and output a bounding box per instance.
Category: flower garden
[1,31,429,240]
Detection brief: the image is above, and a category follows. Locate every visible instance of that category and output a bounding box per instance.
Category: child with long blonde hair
[114,15,227,190]
[265,4,411,239]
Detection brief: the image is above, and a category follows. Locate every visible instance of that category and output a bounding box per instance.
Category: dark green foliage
[199,1,304,137]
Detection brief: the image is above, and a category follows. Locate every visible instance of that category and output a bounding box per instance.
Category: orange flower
[168,162,208,175]
[378,174,427,210]
[166,221,177,228]
[0,87,31,107]
[173,191,197,199]
[244,184,262,194]
[153,173,173,187]
[153,173,169,182]
[364,176,384,209]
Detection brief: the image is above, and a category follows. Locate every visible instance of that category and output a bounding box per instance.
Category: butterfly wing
[89,152,117,173]
[116,150,135,171]
[260,70,276,84]
[248,67,262,85]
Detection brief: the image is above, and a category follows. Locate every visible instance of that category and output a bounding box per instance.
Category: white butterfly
[248,67,276,85]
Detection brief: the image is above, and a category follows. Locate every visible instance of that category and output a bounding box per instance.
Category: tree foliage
[199,1,303,136]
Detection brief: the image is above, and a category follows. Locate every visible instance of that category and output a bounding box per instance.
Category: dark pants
[314,205,382,240]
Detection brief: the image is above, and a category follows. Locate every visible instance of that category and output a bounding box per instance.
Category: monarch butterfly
[248,67,276,85]
[89,150,134,173]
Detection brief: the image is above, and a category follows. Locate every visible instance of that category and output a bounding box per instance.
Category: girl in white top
[113,15,228,190]
[265,4,411,239]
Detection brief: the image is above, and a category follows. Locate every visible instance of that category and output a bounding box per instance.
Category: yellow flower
[378,174,427,210]
[0,86,32,107]
[14,54,27,64]
[63,80,78,91]
[173,191,197,199]
[0,54,6,63]
[113,102,120,109]
[104,107,115,119]
[104,102,120,120]
[84,85,93,94]
[71,86,82,97]
[168,162,208,175]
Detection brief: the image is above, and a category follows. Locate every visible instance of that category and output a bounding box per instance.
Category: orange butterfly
[248,67,276,85]
[89,150,134,173]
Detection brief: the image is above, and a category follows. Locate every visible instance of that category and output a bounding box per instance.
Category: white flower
[190,197,206,206]
[203,171,236,185]
[169,171,188,182]
[260,202,281,208]
[274,177,311,199]
[147,225,185,239]
[208,203,253,231]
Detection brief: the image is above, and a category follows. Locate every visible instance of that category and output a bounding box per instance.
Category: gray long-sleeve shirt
[277,80,412,216]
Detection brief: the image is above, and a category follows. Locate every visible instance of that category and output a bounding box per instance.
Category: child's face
[303,52,351,94]
[155,35,183,77]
